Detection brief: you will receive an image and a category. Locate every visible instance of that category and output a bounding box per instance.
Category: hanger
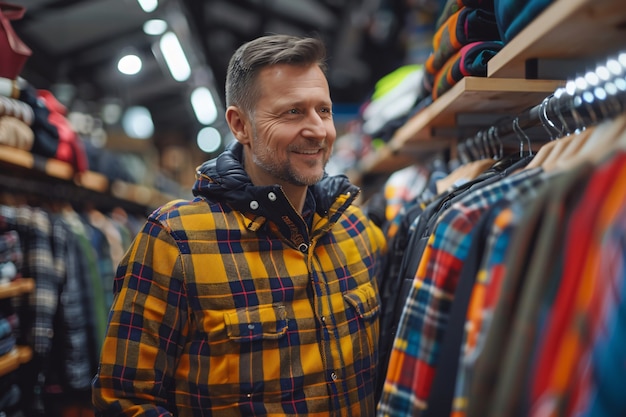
[436,131,497,194]
[512,116,533,157]
[552,113,626,172]
[534,80,596,171]
[488,126,504,160]
[524,96,561,170]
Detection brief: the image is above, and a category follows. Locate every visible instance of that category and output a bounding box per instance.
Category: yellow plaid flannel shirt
[92,143,387,417]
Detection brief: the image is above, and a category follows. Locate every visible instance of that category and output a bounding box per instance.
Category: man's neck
[280,183,308,215]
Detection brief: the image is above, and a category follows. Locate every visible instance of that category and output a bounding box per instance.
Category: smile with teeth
[295,148,322,154]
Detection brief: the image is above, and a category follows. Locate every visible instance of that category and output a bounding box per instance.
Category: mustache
[291,139,328,151]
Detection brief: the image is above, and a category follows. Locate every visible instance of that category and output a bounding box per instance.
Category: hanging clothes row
[372,50,626,417]
[0,177,144,417]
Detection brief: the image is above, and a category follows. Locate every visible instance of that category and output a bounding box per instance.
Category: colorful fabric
[450,202,519,417]
[0,205,58,354]
[50,212,103,391]
[92,141,388,417]
[475,162,591,417]
[377,167,543,417]
[383,163,430,239]
[424,198,509,417]
[0,94,34,124]
[436,0,494,29]
[0,230,22,269]
[426,6,500,77]
[0,115,34,150]
[432,40,503,99]
[494,0,554,43]
[37,89,89,172]
[528,152,626,416]
[570,210,626,417]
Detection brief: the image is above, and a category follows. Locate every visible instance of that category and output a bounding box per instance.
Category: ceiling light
[117,54,142,75]
[197,127,222,153]
[159,31,191,82]
[122,106,154,139]
[137,0,158,13]
[143,19,167,35]
[191,87,218,125]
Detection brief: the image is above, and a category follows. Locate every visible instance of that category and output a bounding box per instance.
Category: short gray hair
[225,34,328,117]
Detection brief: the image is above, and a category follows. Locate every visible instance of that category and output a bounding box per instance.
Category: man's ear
[225,106,251,144]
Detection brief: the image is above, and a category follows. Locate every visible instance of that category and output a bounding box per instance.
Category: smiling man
[92,34,387,417]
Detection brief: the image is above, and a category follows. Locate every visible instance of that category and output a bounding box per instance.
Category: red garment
[529,152,626,414]
[36,89,88,172]
[0,2,32,79]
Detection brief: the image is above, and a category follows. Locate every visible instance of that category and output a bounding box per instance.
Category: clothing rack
[458,50,626,162]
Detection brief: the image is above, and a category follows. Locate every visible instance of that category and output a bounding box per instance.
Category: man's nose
[302,111,328,139]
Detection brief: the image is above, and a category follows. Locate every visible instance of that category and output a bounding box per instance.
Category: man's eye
[288,108,300,114]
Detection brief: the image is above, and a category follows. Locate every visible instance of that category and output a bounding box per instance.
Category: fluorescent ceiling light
[197,127,222,153]
[143,19,167,35]
[159,31,191,82]
[117,54,142,75]
[122,106,154,139]
[137,0,158,13]
[191,87,218,125]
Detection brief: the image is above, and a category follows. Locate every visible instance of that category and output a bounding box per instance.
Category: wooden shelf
[358,77,563,175]
[75,170,110,193]
[354,0,625,181]
[0,145,176,210]
[488,0,626,78]
[0,144,73,180]
[110,180,177,209]
[0,346,33,377]
[0,278,35,299]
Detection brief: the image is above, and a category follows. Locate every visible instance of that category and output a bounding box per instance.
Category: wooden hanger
[551,112,626,172]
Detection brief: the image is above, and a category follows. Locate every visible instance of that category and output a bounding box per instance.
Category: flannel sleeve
[92,218,189,417]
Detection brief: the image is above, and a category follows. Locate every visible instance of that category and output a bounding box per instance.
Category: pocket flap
[224,304,288,342]
[343,283,380,320]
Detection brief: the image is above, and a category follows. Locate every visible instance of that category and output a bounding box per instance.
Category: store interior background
[13,0,438,199]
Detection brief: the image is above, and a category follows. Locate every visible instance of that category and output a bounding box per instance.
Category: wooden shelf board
[358,146,415,175]
[387,77,564,148]
[111,180,176,209]
[0,346,33,377]
[1,145,116,199]
[0,145,74,180]
[356,77,562,176]
[43,157,74,180]
[489,0,626,78]
[75,170,110,193]
[0,278,35,299]
[0,348,19,376]
[359,139,454,175]
[18,345,33,364]
[0,145,34,168]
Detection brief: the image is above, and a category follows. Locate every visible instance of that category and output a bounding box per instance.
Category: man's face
[245,63,336,187]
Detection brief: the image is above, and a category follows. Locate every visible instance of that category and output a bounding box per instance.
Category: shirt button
[248,324,255,330]
[330,372,337,381]
[267,192,277,201]
[250,200,259,210]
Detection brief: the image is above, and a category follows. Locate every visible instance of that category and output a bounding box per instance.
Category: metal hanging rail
[458,51,626,162]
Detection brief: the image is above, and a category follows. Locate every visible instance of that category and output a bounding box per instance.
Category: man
[92,34,387,416]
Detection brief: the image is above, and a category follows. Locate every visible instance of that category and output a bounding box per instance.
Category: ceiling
[12,0,411,151]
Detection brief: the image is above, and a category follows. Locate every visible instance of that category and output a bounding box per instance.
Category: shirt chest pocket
[343,282,381,321]
[342,282,381,363]
[222,304,291,387]
[224,303,288,342]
